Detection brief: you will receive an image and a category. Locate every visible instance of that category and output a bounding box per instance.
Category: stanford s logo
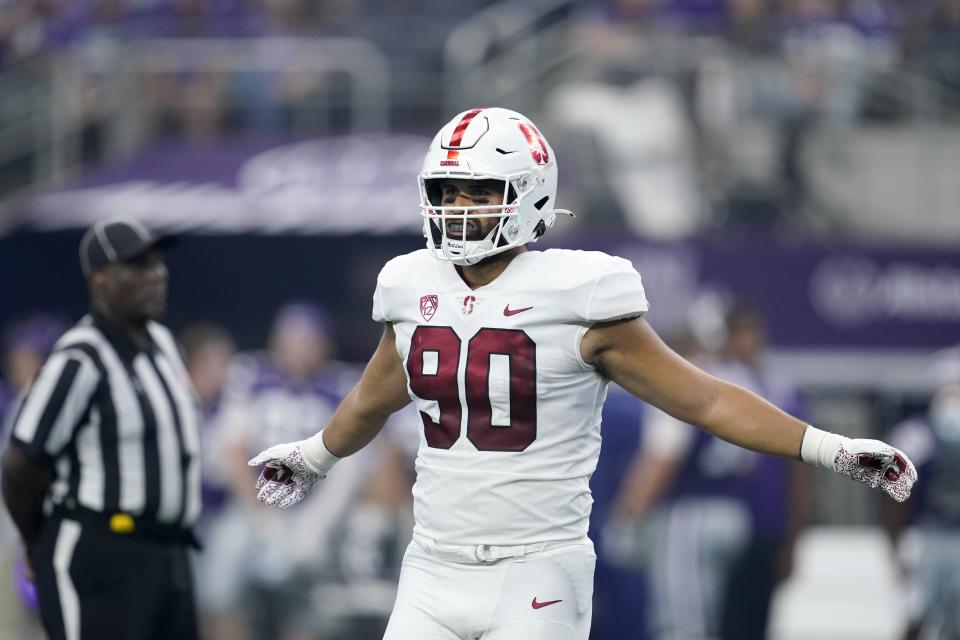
[462,295,476,315]
[518,122,550,166]
[420,295,439,321]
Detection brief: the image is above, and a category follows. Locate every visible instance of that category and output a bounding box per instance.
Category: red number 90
[406,326,537,452]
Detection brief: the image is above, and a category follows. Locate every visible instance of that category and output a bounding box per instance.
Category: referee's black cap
[79,217,176,275]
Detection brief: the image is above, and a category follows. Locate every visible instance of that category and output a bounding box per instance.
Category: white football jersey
[373,248,649,544]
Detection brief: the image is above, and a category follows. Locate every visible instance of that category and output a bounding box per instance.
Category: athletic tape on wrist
[300,430,340,475]
[800,425,845,469]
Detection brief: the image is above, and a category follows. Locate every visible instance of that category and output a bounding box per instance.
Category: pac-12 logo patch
[420,295,439,321]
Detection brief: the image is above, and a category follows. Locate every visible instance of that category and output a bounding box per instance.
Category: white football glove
[802,427,918,502]
[834,438,917,502]
[248,442,324,509]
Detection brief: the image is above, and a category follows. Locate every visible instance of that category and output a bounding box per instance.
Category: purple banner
[551,235,960,350]
[24,135,429,234]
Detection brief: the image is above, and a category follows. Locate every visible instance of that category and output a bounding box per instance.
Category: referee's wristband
[800,425,846,470]
[300,430,341,476]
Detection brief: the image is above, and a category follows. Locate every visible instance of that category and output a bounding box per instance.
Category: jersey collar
[444,250,535,292]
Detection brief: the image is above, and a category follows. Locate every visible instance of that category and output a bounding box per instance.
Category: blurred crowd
[551,0,960,236]
[0,0,958,238]
[0,0,496,64]
[4,0,958,76]
[0,0,496,138]
[2,0,958,239]
[3,0,958,135]
[1,300,957,639]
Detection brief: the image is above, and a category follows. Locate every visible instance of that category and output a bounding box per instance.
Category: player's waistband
[412,531,590,564]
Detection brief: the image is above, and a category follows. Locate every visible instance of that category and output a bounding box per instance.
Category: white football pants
[383,534,596,640]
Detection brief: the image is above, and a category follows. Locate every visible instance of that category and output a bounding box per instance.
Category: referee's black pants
[30,513,199,640]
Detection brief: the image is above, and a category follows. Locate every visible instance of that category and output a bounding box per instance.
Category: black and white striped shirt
[10,313,201,527]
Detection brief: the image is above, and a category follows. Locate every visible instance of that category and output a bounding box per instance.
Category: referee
[1,218,202,640]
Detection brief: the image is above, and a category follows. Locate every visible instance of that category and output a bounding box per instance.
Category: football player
[249,107,917,640]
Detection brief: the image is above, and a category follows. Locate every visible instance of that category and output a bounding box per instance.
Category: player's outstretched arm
[319,323,413,456]
[581,318,917,502]
[248,324,411,508]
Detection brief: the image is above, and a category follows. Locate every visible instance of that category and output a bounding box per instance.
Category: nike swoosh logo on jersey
[503,304,533,316]
[531,597,562,609]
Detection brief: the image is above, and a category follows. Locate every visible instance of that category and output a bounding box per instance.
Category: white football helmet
[419,107,568,265]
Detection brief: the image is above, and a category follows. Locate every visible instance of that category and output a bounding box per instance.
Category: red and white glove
[801,426,917,502]
[248,431,340,509]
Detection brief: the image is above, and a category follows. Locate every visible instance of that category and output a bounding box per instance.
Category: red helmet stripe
[446,108,484,160]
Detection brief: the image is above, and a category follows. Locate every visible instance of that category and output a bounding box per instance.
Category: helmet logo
[518,122,550,166]
[419,295,439,321]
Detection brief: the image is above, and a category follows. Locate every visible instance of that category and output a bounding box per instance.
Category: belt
[54,504,203,550]
[413,532,548,564]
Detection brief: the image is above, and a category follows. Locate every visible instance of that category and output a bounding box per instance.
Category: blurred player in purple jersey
[199,303,367,640]
[608,303,810,640]
[177,324,237,638]
[201,303,411,640]
[886,346,960,640]
[177,323,236,528]
[714,305,811,640]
